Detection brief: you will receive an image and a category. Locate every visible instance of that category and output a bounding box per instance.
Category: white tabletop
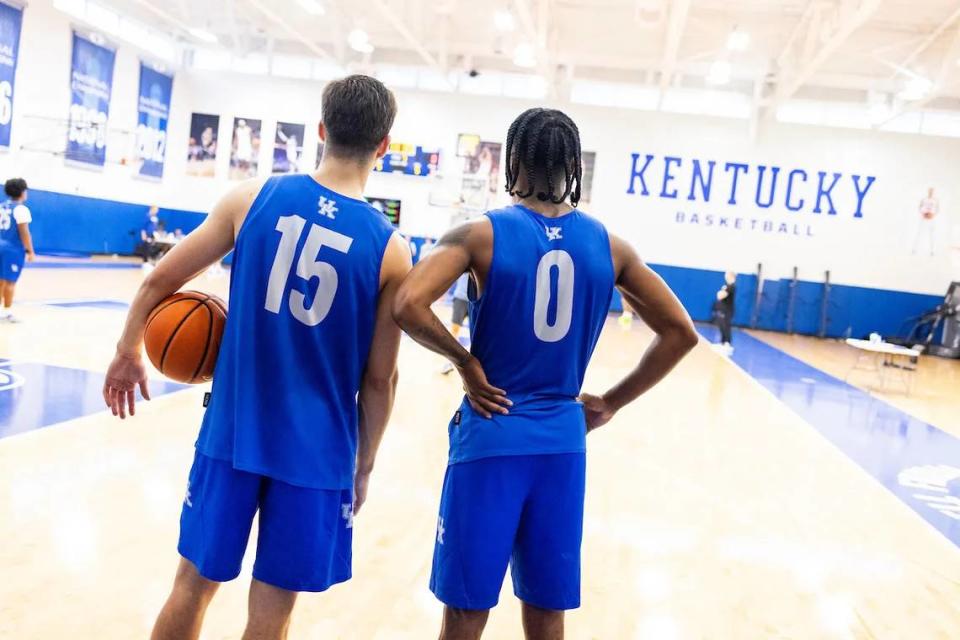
[845,338,920,357]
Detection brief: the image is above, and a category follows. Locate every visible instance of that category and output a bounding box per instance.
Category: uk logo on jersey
[318,196,338,220]
[546,227,563,241]
[436,516,446,544]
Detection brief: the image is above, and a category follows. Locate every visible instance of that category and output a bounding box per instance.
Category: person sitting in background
[0,178,35,323]
[712,271,737,353]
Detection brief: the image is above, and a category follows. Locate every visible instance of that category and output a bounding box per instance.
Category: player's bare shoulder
[215,176,271,237]
[437,216,492,251]
[606,231,641,283]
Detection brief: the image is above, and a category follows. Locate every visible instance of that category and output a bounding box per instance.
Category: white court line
[704,329,960,558]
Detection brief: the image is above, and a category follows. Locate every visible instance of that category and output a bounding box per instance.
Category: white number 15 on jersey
[265,214,353,326]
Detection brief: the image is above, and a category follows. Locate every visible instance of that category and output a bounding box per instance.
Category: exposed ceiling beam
[244,0,335,62]
[892,5,960,77]
[370,0,443,71]
[879,20,960,126]
[124,0,195,38]
[658,0,692,97]
[772,0,882,107]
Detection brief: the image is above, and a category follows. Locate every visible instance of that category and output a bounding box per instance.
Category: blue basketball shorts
[430,453,586,611]
[178,451,354,592]
[0,248,25,283]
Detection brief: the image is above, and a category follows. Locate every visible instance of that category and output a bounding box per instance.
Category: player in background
[393,108,698,639]
[0,178,35,323]
[441,272,471,375]
[103,75,410,640]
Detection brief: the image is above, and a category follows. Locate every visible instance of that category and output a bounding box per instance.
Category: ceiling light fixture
[513,42,536,68]
[898,76,933,101]
[296,0,325,15]
[494,9,516,32]
[706,60,732,86]
[348,28,374,54]
[726,28,750,52]
[188,27,218,44]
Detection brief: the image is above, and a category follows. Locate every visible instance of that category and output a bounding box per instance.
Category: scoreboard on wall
[375,142,440,177]
[367,196,401,226]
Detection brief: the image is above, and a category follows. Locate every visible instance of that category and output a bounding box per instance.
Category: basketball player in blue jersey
[103,75,411,640]
[0,178,35,323]
[394,108,698,639]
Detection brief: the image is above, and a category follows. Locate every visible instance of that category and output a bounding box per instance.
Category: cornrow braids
[504,108,584,207]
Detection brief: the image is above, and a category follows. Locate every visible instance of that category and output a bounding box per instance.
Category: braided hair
[504,108,583,207]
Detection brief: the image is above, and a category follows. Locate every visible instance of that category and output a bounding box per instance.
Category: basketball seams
[158,296,210,374]
[190,301,215,383]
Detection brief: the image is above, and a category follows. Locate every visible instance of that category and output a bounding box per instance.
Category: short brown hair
[321,75,397,160]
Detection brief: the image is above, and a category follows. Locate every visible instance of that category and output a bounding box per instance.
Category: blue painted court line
[44,300,130,311]
[30,261,141,270]
[0,360,188,440]
[699,325,960,547]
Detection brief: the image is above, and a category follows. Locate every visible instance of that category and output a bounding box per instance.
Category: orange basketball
[144,291,227,384]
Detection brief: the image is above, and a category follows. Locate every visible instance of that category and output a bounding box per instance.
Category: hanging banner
[134,63,173,180]
[66,32,116,167]
[0,2,23,149]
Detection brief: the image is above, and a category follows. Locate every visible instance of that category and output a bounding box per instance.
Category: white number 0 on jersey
[533,250,575,342]
[265,214,353,326]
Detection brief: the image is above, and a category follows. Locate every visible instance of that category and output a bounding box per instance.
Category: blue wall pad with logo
[27,189,206,255]
[0,360,188,440]
[699,325,960,547]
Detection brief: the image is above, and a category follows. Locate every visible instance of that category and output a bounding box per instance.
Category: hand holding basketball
[143,291,227,384]
[103,351,151,420]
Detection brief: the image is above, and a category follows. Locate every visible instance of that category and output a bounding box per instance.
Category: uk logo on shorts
[341,503,354,529]
[436,516,446,544]
[184,481,193,508]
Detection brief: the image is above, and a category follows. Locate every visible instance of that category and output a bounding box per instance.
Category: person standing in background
[136,206,162,268]
[712,271,736,353]
[0,178,35,323]
[913,187,939,257]
[441,273,471,375]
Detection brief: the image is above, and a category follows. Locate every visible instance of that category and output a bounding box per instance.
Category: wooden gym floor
[1,265,959,639]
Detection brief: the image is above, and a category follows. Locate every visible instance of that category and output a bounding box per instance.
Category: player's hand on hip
[103,350,151,420]
[457,355,511,419]
[353,470,371,515]
[579,393,616,432]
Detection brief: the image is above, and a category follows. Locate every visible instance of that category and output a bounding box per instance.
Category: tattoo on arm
[437,223,472,249]
[411,313,471,366]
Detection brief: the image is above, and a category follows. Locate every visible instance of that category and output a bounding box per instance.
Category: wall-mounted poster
[186,112,218,177]
[460,135,501,193]
[66,32,116,168]
[273,121,305,174]
[230,117,261,180]
[375,142,440,177]
[0,2,24,149]
[367,196,401,226]
[134,63,173,180]
[581,151,597,203]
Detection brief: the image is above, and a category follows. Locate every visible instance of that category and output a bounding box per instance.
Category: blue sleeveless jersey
[0,200,25,249]
[449,204,615,464]
[196,175,396,490]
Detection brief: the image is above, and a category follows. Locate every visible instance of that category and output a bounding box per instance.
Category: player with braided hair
[394,107,697,639]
